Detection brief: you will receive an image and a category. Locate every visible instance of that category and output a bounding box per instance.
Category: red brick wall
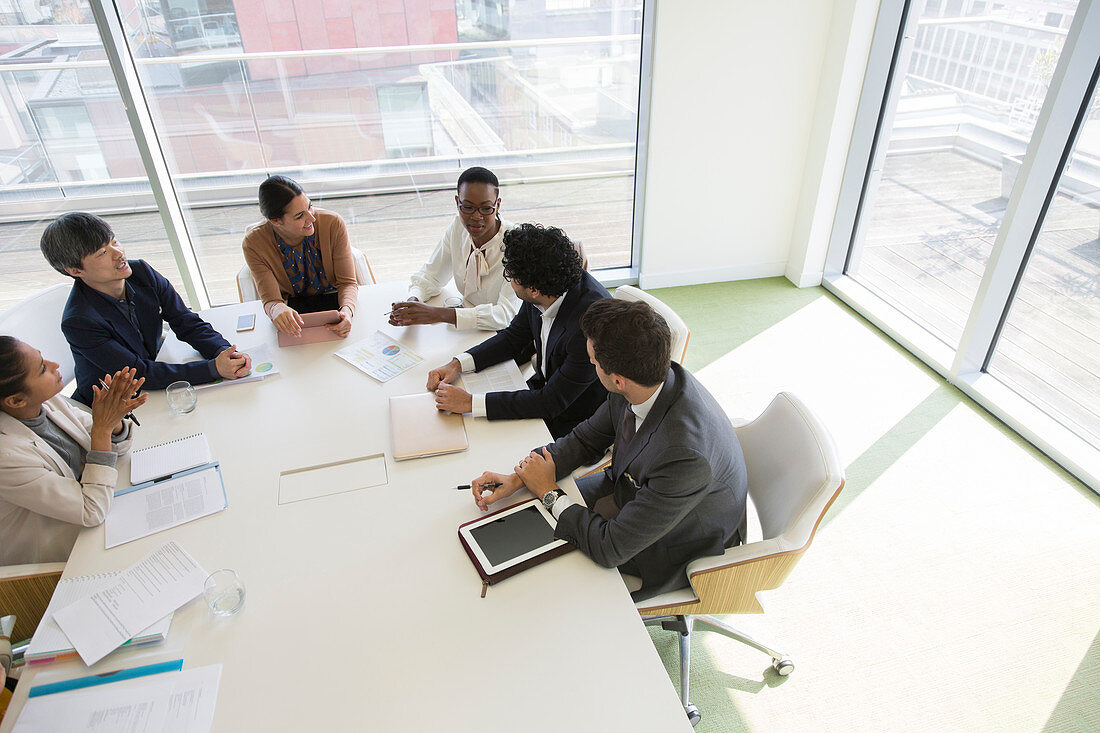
[234,0,457,80]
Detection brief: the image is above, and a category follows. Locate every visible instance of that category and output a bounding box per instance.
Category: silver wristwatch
[542,489,564,512]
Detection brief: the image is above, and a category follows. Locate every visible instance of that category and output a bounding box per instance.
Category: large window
[0,0,646,308]
[0,2,199,311]
[985,78,1100,451]
[850,0,1077,350]
[827,0,1100,489]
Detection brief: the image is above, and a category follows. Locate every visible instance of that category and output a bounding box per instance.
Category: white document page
[12,663,221,733]
[130,434,213,484]
[194,343,279,390]
[334,330,423,382]
[53,542,208,666]
[26,573,170,661]
[461,360,527,393]
[106,464,227,548]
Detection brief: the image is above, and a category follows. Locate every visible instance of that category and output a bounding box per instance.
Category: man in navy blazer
[470,298,747,602]
[40,212,252,406]
[428,223,609,439]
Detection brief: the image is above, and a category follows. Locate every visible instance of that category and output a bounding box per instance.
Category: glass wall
[986,80,1100,449]
[0,0,644,308]
[0,0,191,311]
[831,0,1100,474]
[851,0,1078,350]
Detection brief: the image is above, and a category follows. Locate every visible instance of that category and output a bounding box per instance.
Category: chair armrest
[572,452,612,481]
[0,563,65,580]
[685,538,791,576]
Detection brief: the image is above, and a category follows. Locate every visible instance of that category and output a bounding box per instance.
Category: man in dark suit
[471,298,747,601]
[40,212,252,406]
[428,223,609,439]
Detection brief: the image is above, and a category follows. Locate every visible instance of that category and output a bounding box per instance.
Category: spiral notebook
[25,573,172,664]
[130,433,212,485]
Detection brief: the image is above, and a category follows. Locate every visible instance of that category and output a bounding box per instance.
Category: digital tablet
[459,500,568,575]
[277,310,343,347]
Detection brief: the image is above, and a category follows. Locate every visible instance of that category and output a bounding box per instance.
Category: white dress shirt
[458,290,567,418]
[408,215,519,331]
[551,382,665,519]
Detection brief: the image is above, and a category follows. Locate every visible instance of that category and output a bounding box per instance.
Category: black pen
[98,378,141,426]
[456,482,502,491]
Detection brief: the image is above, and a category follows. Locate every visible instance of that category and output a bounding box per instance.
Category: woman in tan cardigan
[242,175,358,338]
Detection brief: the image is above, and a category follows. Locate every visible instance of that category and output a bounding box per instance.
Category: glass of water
[204,569,245,616]
[166,381,197,415]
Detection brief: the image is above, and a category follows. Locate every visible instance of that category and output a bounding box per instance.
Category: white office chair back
[237,248,374,303]
[0,283,75,383]
[733,392,844,547]
[613,285,690,364]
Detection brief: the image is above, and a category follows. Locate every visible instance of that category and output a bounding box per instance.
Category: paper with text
[53,542,208,666]
[461,360,527,394]
[107,464,227,548]
[12,663,221,733]
[334,330,423,382]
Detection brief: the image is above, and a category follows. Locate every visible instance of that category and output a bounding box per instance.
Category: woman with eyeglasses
[243,175,358,339]
[0,336,145,565]
[389,166,518,331]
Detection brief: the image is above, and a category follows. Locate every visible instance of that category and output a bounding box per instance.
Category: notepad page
[461,360,526,393]
[130,433,213,484]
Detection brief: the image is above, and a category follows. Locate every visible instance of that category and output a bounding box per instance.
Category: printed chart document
[335,330,423,382]
[107,464,227,548]
[130,433,212,485]
[53,542,208,666]
[461,360,527,393]
[195,343,279,390]
[12,663,221,733]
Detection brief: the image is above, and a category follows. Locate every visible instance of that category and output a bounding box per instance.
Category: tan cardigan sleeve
[242,224,292,321]
[324,212,359,317]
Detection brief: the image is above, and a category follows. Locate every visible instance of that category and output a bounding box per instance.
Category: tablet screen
[468,505,558,566]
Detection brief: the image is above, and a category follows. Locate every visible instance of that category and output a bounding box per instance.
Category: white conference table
[3,283,691,733]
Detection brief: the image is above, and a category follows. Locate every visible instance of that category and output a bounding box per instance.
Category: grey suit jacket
[547,363,747,601]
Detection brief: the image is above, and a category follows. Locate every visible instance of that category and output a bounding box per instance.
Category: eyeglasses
[457,202,497,216]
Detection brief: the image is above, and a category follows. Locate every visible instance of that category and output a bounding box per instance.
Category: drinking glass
[204,569,245,616]
[166,381,197,415]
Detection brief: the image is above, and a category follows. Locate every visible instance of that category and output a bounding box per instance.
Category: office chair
[636,392,845,727]
[237,247,376,302]
[0,563,65,650]
[612,285,690,364]
[0,284,76,384]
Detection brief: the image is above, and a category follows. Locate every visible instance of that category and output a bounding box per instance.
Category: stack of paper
[53,541,208,666]
[25,573,171,664]
[12,663,221,733]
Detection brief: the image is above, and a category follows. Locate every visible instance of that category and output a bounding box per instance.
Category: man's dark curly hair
[582,298,671,386]
[501,223,583,297]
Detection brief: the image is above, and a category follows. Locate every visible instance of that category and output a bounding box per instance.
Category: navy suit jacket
[466,270,609,439]
[548,363,748,601]
[62,260,230,405]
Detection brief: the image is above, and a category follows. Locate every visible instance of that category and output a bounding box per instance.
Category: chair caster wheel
[773,658,794,676]
[685,703,700,727]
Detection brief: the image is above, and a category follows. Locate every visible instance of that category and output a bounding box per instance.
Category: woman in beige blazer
[242,175,358,339]
[0,336,145,565]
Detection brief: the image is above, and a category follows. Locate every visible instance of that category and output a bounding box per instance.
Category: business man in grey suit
[470,298,748,602]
